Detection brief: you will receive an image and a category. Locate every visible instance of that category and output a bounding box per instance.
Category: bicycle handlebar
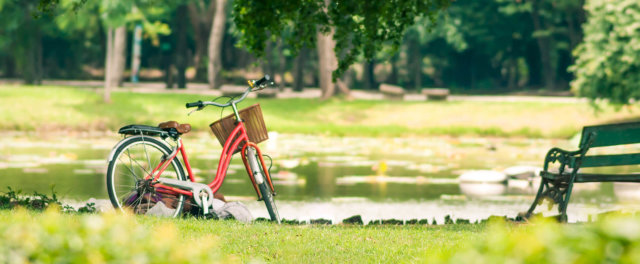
[185,75,274,109]
[185,101,204,108]
[254,74,270,87]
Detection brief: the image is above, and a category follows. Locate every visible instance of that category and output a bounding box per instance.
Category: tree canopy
[232,0,450,79]
[6,0,634,104]
[570,0,640,104]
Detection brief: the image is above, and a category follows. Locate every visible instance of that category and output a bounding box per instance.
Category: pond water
[1,132,640,223]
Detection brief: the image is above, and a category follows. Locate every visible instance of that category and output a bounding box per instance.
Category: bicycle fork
[242,145,276,200]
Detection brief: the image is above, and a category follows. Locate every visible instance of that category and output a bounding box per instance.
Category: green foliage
[0,209,229,263]
[570,0,640,104]
[232,0,450,79]
[429,215,640,263]
[0,187,63,211]
[0,187,98,213]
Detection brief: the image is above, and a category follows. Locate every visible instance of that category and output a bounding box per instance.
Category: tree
[402,12,467,90]
[232,0,450,96]
[208,0,227,89]
[187,1,215,82]
[0,0,47,84]
[174,4,188,89]
[496,0,585,90]
[570,0,640,104]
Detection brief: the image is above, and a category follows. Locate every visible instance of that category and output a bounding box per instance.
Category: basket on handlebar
[210,104,269,149]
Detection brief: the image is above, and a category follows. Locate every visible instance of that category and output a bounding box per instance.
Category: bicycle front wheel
[106,136,186,217]
[258,180,280,223]
[247,147,280,223]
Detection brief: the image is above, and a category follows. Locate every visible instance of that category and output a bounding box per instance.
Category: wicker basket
[210,104,269,148]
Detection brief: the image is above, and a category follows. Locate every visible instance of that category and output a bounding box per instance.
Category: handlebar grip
[254,74,271,87]
[186,100,203,108]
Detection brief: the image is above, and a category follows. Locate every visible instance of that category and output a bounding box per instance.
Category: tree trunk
[22,13,42,85]
[530,0,555,90]
[386,53,399,84]
[293,47,306,92]
[277,39,287,89]
[176,5,188,89]
[507,57,517,90]
[193,32,209,81]
[188,2,216,82]
[104,27,114,103]
[207,0,227,89]
[4,55,16,78]
[316,28,336,99]
[408,38,422,91]
[262,40,273,76]
[362,60,375,90]
[33,25,43,84]
[112,26,127,87]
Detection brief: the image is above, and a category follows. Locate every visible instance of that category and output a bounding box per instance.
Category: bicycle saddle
[158,121,192,134]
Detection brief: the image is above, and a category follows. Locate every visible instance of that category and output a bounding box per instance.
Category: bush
[570,0,640,104]
[0,209,234,263]
[428,215,640,263]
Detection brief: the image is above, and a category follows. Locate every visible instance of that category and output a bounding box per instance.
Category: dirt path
[1,79,585,103]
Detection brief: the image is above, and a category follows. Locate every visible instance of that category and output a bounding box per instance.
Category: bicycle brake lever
[187,106,204,116]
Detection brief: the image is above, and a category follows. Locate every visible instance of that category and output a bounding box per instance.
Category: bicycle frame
[145,120,275,200]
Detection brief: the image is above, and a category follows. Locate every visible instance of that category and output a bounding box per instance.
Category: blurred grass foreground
[3,208,640,263]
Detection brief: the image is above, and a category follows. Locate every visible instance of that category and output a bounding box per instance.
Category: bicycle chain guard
[156,178,214,209]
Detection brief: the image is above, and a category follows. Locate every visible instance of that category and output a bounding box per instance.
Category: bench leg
[522,175,576,222]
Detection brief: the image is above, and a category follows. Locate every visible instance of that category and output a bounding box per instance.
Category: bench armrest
[542,147,583,175]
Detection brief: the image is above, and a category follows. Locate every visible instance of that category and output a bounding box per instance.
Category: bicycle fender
[107,136,169,163]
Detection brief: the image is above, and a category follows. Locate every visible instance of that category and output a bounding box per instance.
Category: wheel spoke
[142,137,152,175]
[124,149,152,177]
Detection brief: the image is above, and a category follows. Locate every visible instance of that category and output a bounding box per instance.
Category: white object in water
[614,183,640,202]
[503,165,542,180]
[278,159,300,169]
[458,170,507,183]
[459,183,507,198]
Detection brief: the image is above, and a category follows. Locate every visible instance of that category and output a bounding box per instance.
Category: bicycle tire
[258,180,280,223]
[106,136,186,217]
[247,149,280,223]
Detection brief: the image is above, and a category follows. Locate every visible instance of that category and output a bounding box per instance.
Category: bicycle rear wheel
[107,136,186,217]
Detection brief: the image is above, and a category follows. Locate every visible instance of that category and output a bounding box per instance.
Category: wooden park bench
[520,121,640,222]
[379,84,405,100]
[421,88,449,101]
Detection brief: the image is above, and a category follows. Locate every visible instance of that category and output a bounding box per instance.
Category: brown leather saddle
[158,121,192,134]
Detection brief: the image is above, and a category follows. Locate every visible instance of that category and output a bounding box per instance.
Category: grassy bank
[1,85,638,138]
[3,209,640,263]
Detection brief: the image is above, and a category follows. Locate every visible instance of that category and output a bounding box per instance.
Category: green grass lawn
[1,84,638,138]
[159,217,483,263]
[3,209,640,263]
[0,209,483,263]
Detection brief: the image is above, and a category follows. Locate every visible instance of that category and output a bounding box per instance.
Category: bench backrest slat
[578,153,640,168]
[580,121,640,149]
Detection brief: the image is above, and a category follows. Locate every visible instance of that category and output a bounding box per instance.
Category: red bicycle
[106,75,280,223]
